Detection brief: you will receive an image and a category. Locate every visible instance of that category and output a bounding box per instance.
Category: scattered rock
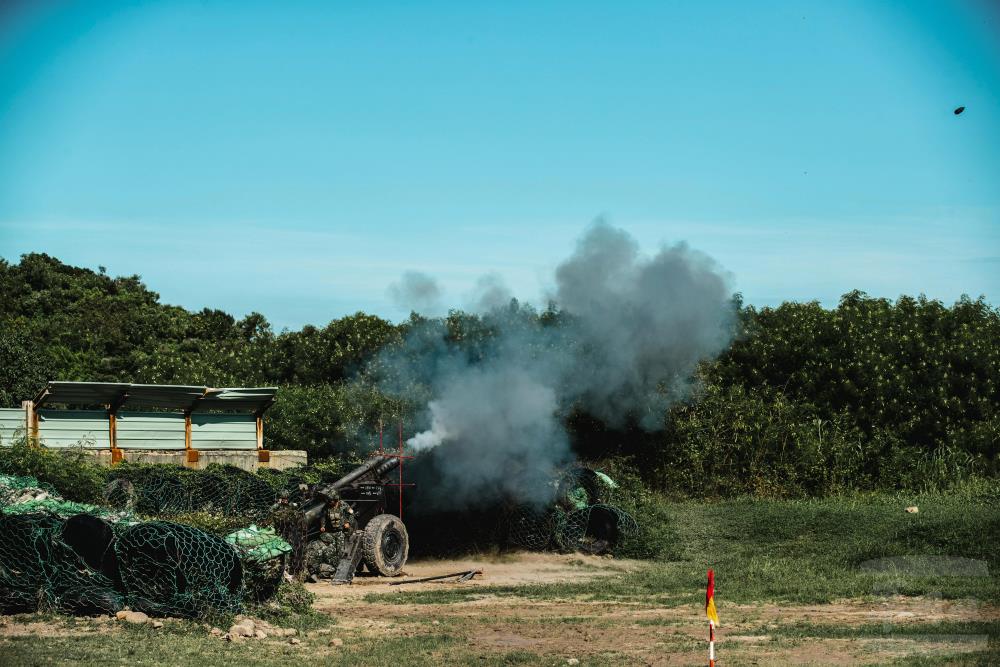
[115,610,129,620]
[905,506,919,514]
[329,638,344,647]
[431,620,440,625]
[151,621,163,629]
[254,630,268,640]
[230,621,255,637]
[567,660,580,665]
[289,637,301,645]
[210,627,223,636]
[224,633,241,643]
[121,611,150,625]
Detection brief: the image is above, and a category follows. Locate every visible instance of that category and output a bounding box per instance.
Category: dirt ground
[0,553,993,665]
[310,553,996,666]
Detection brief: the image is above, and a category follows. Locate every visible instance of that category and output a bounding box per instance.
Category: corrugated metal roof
[126,384,206,409]
[33,382,277,414]
[195,388,278,413]
[34,382,130,406]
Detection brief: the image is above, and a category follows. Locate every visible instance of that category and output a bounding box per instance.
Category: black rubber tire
[361,514,409,577]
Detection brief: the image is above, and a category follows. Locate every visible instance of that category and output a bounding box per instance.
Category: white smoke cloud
[379,220,735,506]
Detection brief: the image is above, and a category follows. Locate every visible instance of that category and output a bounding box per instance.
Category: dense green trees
[1,254,996,495]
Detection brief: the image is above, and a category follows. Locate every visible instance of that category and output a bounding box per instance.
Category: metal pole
[398,420,404,520]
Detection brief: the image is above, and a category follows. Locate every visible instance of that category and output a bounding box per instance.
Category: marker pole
[709,619,715,667]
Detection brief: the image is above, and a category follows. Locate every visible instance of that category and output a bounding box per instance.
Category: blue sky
[1,1,998,329]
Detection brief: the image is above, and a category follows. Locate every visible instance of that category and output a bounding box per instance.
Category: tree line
[1,253,997,496]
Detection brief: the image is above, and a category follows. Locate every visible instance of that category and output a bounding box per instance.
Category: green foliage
[169,512,249,536]
[267,580,315,615]
[373,486,1000,607]
[1,255,998,496]
[0,438,109,504]
[263,383,403,458]
[712,292,1000,471]
[595,459,681,560]
[0,324,52,408]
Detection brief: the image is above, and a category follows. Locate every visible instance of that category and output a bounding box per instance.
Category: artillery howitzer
[288,455,409,584]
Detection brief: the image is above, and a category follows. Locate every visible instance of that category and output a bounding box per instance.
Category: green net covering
[0,467,294,618]
[0,512,125,615]
[104,465,278,520]
[115,521,246,618]
[506,466,638,555]
[102,463,343,520]
[271,506,310,577]
[0,473,57,506]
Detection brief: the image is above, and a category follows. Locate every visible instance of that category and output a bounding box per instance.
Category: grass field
[379,486,1000,606]
[2,489,997,665]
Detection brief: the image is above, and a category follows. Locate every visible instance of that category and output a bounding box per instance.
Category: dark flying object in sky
[954,106,965,115]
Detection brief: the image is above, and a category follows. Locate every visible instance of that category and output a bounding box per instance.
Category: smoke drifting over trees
[2,252,995,498]
[387,271,444,316]
[378,221,736,506]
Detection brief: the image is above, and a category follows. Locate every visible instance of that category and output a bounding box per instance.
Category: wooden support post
[30,387,49,445]
[184,411,199,466]
[21,401,36,444]
[109,411,123,463]
[255,414,269,464]
[108,392,128,464]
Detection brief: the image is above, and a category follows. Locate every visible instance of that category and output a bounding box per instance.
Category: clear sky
[1,1,998,329]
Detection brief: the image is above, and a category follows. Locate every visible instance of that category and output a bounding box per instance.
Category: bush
[594,459,682,561]
[0,437,108,503]
[263,383,403,458]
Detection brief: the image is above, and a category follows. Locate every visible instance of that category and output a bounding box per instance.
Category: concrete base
[81,449,307,472]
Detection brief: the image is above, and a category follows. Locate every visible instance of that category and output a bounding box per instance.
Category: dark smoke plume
[377,221,734,507]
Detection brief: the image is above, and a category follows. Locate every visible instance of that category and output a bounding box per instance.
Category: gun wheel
[361,514,409,577]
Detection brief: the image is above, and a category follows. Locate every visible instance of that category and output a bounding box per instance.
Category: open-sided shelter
[2,382,279,465]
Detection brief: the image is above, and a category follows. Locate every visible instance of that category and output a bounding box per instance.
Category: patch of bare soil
[319,551,637,600]
[0,615,117,639]
[309,552,996,665]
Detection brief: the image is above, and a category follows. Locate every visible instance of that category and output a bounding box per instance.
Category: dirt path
[309,552,995,665]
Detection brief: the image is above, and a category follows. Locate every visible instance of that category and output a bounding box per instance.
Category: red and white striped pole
[706,568,718,667]
[708,619,716,667]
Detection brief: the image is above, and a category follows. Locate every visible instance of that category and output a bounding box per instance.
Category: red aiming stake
[706,569,719,666]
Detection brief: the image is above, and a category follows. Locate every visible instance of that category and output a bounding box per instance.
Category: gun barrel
[331,455,400,491]
[300,456,403,526]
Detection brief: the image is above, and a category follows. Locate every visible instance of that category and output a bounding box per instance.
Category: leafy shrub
[597,458,682,561]
[0,437,108,503]
[260,580,315,618]
[170,512,249,536]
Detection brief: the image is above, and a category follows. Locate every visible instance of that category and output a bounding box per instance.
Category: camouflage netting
[506,467,638,554]
[0,472,291,618]
[271,507,310,577]
[116,521,246,617]
[102,463,342,519]
[103,465,279,520]
[0,512,124,615]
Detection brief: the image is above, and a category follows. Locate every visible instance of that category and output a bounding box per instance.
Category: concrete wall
[82,448,307,472]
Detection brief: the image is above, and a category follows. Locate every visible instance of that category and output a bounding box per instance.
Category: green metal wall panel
[191,413,257,450]
[116,411,186,450]
[37,409,111,449]
[0,408,26,445]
